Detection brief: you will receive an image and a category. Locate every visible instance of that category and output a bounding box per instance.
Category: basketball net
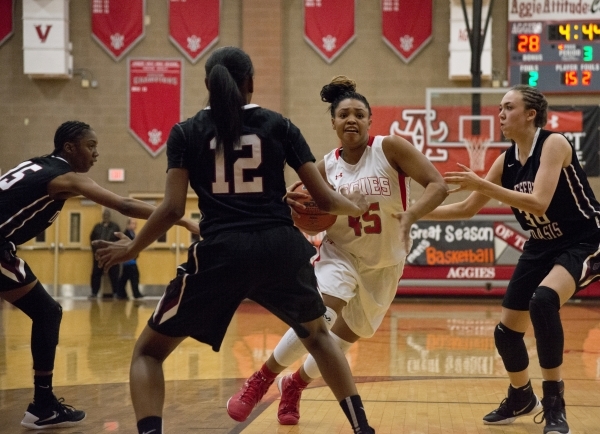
[464,136,490,173]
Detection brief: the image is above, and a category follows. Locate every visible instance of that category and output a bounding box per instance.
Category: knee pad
[273,327,309,367]
[494,322,529,372]
[303,332,353,379]
[13,282,62,371]
[529,286,563,369]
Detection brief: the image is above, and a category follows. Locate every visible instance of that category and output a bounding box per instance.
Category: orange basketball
[290,184,337,234]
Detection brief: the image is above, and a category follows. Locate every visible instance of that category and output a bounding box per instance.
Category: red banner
[169,0,219,64]
[92,0,145,61]
[304,0,355,63]
[128,59,182,157]
[382,0,432,63]
[0,0,14,47]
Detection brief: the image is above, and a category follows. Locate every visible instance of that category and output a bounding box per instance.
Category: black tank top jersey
[501,128,600,251]
[167,104,316,237]
[0,155,72,245]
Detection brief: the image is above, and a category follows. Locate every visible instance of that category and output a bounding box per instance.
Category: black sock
[339,395,373,434]
[33,374,53,407]
[137,416,162,434]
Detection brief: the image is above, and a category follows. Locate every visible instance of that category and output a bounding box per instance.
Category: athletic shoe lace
[534,396,565,427]
[51,397,78,415]
[239,373,270,405]
[280,378,303,415]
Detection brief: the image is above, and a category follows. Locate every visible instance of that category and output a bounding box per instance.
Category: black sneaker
[21,396,86,430]
[534,381,571,434]
[483,381,542,424]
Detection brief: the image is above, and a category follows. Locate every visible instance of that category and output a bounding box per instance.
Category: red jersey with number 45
[323,135,410,268]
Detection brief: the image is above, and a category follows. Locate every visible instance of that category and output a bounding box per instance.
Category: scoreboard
[508,20,600,93]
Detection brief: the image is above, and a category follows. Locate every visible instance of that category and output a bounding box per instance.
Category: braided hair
[320,76,372,118]
[511,85,548,128]
[52,121,91,155]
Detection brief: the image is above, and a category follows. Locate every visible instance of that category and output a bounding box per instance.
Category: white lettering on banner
[410,224,442,241]
[444,225,494,242]
[407,239,431,263]
[447,267,496,279]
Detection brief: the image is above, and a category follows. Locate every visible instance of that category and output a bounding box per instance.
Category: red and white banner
[0,0,14,47]
[128,59,182,157]
[304,0,355,64]
[169,0,219,64]
[92,0,145,61]
[382,0,432,63]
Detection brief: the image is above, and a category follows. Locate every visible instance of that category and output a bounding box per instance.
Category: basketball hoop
[464,136,490,173]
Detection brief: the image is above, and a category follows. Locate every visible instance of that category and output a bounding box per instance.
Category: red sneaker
[227,371,274,422]
[277,374,307,425]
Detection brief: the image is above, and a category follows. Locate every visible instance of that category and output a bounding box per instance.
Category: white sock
[273,306,338,367]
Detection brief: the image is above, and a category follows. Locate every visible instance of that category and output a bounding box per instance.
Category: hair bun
[320,75,357,103]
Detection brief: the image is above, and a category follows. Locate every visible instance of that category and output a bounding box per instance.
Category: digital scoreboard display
[508,21,600,93]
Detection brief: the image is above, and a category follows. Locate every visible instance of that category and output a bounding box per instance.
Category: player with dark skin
[93,47,377,434]
[0,121,197,430]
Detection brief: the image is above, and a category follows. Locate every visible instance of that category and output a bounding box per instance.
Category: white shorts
[314,240,405,338]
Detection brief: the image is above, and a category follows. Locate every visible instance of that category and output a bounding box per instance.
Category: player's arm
[285,159,329,211]
[48,172,199,233]
[296,161,368,217]
[424,152,504,220]
[94,168,190,269]
[383,135,448,222]
[443,134,570,216]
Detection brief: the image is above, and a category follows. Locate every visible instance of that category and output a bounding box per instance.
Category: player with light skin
[228,75,448,426]
[424,85,600,434]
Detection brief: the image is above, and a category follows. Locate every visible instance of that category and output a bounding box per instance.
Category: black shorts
[0,240,37,292]
[147,226,326,351]
[503,232,600,311]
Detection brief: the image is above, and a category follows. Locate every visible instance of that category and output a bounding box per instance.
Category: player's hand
[285,180,310,217]
[339,185,369,216]
[391,210,416,258]
[92,232,135,271]
[180,217,200,234]
[444,163,483,193]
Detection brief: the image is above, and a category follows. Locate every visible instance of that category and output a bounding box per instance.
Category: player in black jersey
[0,121,198,430]
[425,85,600,434]
[93,46,376,434]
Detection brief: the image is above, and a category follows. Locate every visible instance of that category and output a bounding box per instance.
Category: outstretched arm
[382,135,448,253]
[48,171,199,234]
[93,168,191,269]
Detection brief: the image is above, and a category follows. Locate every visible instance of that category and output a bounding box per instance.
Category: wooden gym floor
[0,296,599,433]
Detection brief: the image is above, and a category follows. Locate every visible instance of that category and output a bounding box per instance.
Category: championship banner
[128,59,182,157]
[169,0,219,64]
[92,0,145,61]
[0,0,14,47]
[304,0,355,63]
[382,0,432,63]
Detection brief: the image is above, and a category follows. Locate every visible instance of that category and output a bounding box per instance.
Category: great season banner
[406,221,496,267]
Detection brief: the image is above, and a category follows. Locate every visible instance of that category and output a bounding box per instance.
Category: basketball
[290,184,337,234]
